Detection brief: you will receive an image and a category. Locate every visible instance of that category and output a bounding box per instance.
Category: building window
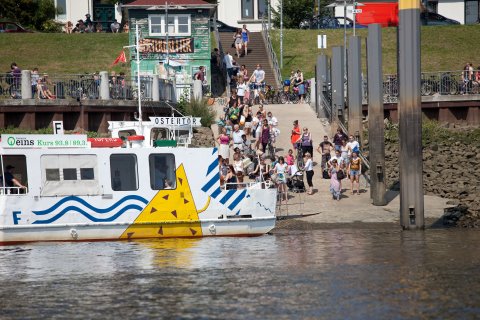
[258,0,267,19]
[148,14,191,36]
[110,154,138,191]
[149,154,176,190]
[241,0,254,19]
[56,0,67,20]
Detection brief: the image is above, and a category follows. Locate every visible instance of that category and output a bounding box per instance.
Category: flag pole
[135,22,142,131]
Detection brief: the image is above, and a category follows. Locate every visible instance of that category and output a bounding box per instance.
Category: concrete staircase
[218,32,279,88]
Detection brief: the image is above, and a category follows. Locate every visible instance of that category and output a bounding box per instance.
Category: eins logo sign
[7,137,34,147]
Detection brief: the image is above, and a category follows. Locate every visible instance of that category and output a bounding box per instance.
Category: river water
[1,227,480,319]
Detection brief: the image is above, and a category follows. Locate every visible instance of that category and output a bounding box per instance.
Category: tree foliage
[272,0,331,29]
[0,0,56,31]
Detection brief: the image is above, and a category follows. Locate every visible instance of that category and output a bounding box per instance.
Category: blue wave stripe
[32,204,144,224]
[228,190,247,211]
[206,158,219,176]
[211,187,221,199]
[212,147,218,155]
[33,195,148,216]
[219,190,236,205]
[201,174,219,193]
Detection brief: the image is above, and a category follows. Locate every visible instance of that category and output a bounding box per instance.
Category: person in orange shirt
[291,120,301,156]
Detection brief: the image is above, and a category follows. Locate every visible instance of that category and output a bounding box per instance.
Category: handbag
[336,169,345,180]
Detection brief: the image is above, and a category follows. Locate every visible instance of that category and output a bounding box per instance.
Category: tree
[0,0,56,31]
[272,0,315,29]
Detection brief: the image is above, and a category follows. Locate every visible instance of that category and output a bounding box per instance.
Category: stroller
[287,164,305,193]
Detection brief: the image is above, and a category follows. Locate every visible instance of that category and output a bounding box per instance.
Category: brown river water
[0,227,479,319]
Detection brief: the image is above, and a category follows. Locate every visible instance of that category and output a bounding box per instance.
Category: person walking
[304,152,314,195]
[217,127,231,161]
[259,119,270,153]
[290,120,301,155]
[301,127,313,159]
[274,156,288,203]
[241,24,249,56]
[333,127,348,151]
[233,28,243,57]
[348,151,362,195]
[329,159,342,200]
[317,135,333,170]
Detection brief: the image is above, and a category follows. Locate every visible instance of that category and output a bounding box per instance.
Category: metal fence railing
[0,72,176,103]
[380,70,480,103]
[261,19,282,89]
[0,73,22,99]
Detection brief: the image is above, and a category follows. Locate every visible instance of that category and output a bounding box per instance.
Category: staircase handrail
[214,21,230,99]
[261,19,282,88]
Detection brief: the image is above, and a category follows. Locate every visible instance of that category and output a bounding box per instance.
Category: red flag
[110,50,126,67]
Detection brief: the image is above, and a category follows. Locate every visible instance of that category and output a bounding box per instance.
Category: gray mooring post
[21,70,32,99]
[99,71,110,100]
[316,54,329,118]
[331,46,344,123]
[367,24,386,206]
[347,36,362,144]
[399,0,424,229]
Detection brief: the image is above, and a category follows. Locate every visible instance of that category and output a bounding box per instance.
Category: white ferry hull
[0,143,277,245]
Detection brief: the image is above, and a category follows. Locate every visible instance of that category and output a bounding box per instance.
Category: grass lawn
[0,25,479,80]
[270,25,480,79]
[0,33,129,75]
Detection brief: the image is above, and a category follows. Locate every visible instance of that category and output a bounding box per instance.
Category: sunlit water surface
[1,228,479,319]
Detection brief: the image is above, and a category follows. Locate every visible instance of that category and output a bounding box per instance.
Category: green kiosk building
[123,0,216,98]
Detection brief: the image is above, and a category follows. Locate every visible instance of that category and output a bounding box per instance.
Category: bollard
[21,70,32,99]
[347,36,363,147]
[99,71,110,100]
[152,75,160,102]
[317,55,329,119]
[331,46,344,122]
[367,24,386,206]
[399,0,424,229]
[310,78,316,108]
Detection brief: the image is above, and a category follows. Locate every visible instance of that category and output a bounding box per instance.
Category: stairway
[218,32,279,88]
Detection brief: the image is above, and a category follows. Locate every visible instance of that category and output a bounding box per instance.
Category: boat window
[63,168,77,180]
[110,154,138,191]
[151,128,168,140]
[40,155,100,196]
[80,168,94,180]
[0,155,28,195]
[149,154,176,190]
[46,169,60,181]
[118,130,137,140]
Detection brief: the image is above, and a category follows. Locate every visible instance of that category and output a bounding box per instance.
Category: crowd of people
[64,14,126,34]
[217,101,363,202]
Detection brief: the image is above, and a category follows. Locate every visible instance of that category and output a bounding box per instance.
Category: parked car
[299,16,367,29]
[0,21,32,33]
[210,19,237,32]
[421,12,460,25]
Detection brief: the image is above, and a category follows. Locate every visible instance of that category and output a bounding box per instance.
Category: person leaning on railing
[2,165,26,194]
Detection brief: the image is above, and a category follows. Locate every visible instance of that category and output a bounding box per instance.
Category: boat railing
[222,180,273,190]
[0,186,28,195]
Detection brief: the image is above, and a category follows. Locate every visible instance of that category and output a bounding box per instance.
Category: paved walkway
[211,102,451,226]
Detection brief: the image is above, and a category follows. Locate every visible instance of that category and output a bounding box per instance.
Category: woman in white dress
[274,156,288,203]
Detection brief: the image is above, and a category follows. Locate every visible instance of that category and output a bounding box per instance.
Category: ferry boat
[0,117,277,244]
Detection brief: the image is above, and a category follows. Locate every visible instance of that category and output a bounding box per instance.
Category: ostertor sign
[140,38,194,53]
[150,117,202,127]
[1,135,88,148]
